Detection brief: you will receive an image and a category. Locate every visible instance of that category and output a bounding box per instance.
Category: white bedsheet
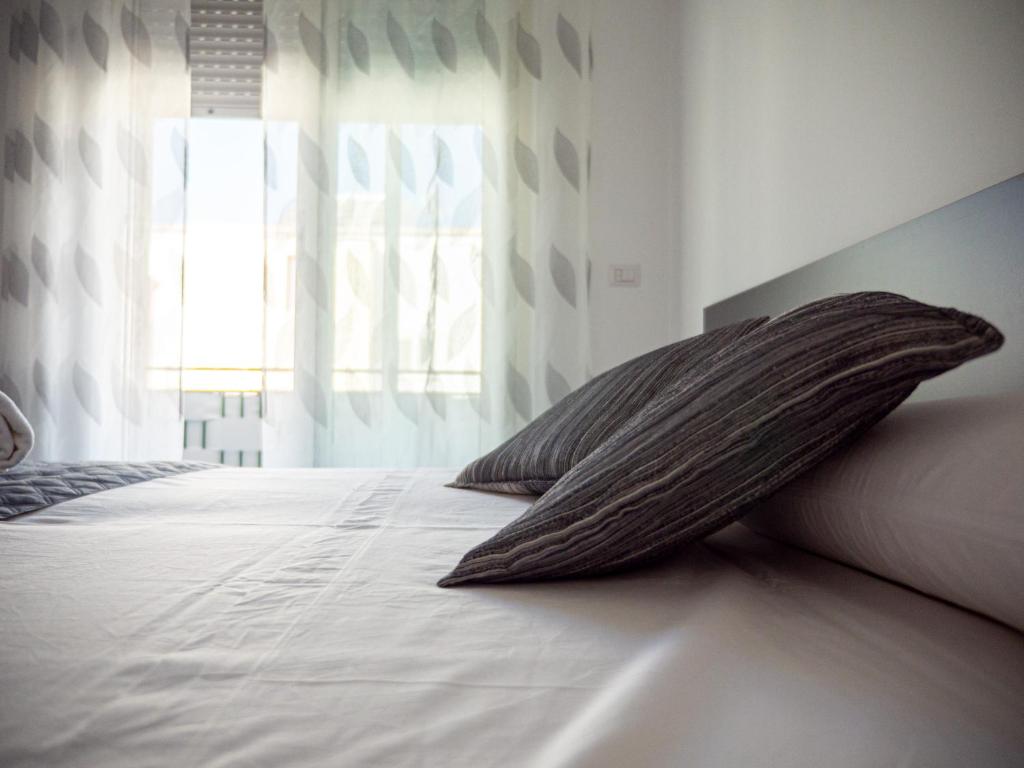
[1,468,1022,767]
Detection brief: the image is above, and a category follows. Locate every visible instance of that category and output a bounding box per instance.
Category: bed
[2,176,1023,767]
[2,468,1022,767]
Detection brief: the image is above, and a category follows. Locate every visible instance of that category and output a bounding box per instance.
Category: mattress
[1,468,1021,767]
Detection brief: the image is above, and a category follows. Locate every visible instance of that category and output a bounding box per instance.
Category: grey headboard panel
[704,174,1024,401]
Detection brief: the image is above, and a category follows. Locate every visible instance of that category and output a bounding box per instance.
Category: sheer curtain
[0,0,592,468]
[0,0,189,461]
[260,0,593,467]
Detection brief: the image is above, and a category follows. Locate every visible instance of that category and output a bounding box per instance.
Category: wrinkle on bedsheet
[1,469,1022,768]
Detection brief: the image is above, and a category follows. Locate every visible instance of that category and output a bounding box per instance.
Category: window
[180,118,294,392]
[175,0,292,392]
[151,0,484,398]
[334,123,483,395]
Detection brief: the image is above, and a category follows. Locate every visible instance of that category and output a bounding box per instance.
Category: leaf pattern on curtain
[32,359,51,414]
[549,245,577,308]
[431,19,458,74]
[475,10,501,77]
[261,0,592,467]
[386,11,416,79]
[346,21,371,75]
[554,128,580,191]
[78,128,104,187]
[32,114,61,178]
[298,12,326,77]
[30,236,53,293]
[556,13,581,77]
[83,11,109,70]
[38,1,64,61]
[120,5,152,66]
[0,0,189,461]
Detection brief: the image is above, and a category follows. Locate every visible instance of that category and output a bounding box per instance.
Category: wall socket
[609,264,642,287]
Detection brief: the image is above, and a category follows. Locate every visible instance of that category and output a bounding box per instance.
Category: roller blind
[190,0,264,118]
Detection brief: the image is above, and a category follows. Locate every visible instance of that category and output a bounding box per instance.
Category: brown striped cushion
[439,292,1004,586]
[448,318,768,494]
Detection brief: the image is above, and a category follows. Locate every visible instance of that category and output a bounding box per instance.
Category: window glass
[179,119,283,391]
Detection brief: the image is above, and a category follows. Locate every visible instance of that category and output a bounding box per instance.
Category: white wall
[676,0,1024,335]
[588,0,681,372]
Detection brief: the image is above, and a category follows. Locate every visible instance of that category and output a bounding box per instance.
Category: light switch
[609,265,641,287]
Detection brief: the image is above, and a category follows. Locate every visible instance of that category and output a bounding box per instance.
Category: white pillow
[743,392,1024,631]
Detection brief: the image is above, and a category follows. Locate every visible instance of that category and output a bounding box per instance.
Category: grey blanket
[0,461,216,521]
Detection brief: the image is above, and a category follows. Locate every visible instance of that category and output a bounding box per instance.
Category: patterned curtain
[260,0,593,467]
[0,0,591,468]
[0,0,190,460]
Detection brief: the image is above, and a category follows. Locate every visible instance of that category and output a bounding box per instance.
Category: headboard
[704,174,1024,401]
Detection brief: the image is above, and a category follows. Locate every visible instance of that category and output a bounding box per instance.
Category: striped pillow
[448,318,768,494]
[439,293,1004,586]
